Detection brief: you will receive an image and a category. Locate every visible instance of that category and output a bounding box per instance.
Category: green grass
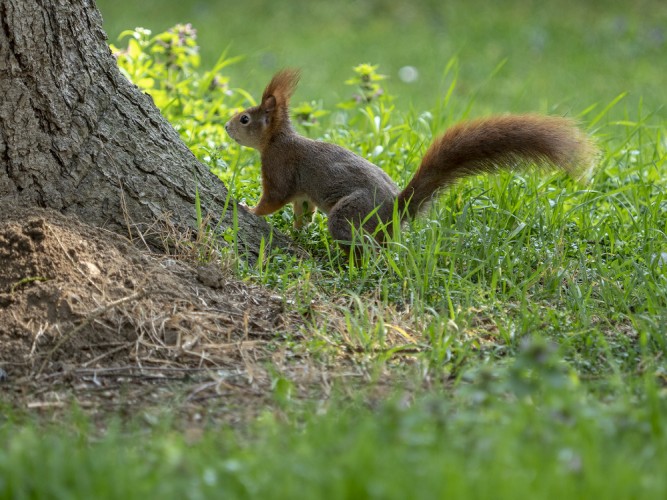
[96,0,667,120]
[4,0,667,497]
[3,352,667,499]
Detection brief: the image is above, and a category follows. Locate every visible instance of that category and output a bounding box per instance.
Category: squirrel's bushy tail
[397,114,597,218]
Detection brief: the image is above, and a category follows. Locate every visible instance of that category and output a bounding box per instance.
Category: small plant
[291,100,329,128]
[342,63,388,106]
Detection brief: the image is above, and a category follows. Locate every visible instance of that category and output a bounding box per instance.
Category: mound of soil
[0,207,305,417]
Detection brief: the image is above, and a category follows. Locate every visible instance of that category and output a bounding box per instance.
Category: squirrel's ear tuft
[261,68,301,110]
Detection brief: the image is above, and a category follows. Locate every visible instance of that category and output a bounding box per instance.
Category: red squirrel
[225,69,596,251]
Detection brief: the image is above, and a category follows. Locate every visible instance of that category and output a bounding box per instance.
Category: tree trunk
[0,0,290,258]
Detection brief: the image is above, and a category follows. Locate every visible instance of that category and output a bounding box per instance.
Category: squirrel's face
[225,107,267,149]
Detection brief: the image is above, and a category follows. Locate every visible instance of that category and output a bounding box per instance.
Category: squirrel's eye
[240,114,250,125]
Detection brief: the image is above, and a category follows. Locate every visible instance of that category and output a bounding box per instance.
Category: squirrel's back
[267,134,399,213]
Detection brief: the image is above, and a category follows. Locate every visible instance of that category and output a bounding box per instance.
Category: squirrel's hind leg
[327,192,385,255]
[292,196,316,229]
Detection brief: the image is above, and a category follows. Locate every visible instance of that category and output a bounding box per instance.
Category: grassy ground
[3,379,667,498]
[2,0,667,497]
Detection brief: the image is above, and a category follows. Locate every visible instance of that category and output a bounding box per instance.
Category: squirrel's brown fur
[225,69,597,251]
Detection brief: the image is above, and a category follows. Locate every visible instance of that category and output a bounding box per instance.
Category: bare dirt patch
[0,206,314,422]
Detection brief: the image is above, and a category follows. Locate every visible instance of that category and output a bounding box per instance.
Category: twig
[81,343,133,368]
[29,322,49,357]
[35,365,213,381]
[78,365,212,374]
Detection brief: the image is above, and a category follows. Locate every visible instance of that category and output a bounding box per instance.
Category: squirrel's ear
[262,95,277,115]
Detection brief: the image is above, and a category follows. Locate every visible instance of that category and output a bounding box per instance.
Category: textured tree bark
[0,0,290,258]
